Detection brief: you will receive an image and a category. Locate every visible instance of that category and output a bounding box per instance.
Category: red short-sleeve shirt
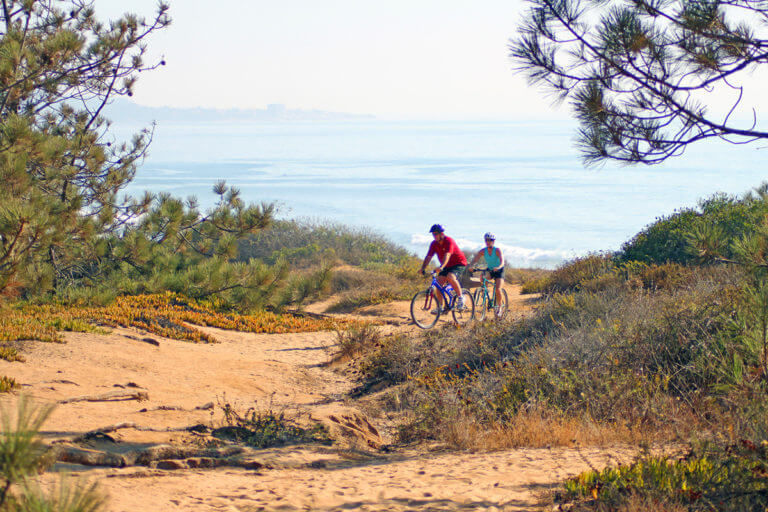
[426,236,468,267]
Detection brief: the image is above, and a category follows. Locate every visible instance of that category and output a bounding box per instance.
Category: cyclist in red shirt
[419,224,468,312]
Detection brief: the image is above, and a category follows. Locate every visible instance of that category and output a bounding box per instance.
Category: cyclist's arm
[420,246,436,273]
[468,250,482,270]
[494,247,505,271]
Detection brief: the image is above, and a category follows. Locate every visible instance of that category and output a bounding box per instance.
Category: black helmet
[429,224,444,233]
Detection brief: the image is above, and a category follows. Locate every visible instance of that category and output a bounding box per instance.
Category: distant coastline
[108,99,375,124]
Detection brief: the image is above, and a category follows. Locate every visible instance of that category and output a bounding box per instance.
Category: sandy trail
[0,286,634,511]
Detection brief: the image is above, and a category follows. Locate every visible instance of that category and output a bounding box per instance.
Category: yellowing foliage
[0,345,24,363]
[1,293,360,345]
[0,376,19,393]
[0,312,61,343]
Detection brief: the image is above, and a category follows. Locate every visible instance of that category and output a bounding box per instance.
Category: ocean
[117,119,767,268]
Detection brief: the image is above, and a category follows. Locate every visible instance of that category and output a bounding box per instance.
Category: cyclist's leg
[443,266,465,304]
[494,277,503,306]
[446,272,462,299]
[435,275,447,308]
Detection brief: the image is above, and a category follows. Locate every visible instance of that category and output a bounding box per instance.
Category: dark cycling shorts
[489,268,505,280]
[439,265,466,278]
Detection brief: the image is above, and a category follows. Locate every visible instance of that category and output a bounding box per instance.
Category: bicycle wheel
[473,288,487,321]
[496,289,509,320]
[452,289,475,326]
[411,290,439,329]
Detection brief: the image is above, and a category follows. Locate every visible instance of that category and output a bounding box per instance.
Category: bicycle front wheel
[452,289,475,326]
[411,290,439,329]
[473,288,487,321]
[496,289,509,320]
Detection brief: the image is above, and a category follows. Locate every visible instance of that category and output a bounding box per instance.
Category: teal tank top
[483,247,501,269]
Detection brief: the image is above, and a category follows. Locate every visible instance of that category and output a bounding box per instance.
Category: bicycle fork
[422,287,434,310]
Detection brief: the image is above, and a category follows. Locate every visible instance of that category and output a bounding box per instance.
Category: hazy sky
[95,0,768,121]
[94,0,571,119]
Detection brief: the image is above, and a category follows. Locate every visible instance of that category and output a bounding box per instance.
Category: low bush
[0,376,19,393]
[213,401,330,449]
[528,253,616,294]
[359,334,421,389]
[558,443,768,512]
[331,324,382,360]
[239,219,414,268]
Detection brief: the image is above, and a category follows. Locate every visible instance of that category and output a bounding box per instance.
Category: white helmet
[484,232,495,241]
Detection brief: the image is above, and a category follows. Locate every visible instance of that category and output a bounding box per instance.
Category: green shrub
[620,187,768,265]
[620,208,701,264]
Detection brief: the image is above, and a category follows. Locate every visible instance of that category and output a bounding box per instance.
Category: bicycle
[410,271,475,329]
[469,268,508,321]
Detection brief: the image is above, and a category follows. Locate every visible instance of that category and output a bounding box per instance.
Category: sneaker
[456,297,465,310]
[493,306,501,317]
[431,307,444,315]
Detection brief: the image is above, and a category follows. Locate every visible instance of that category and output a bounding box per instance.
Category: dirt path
[0,286,635,512]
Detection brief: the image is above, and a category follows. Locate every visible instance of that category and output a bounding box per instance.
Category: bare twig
[58,390,149,404]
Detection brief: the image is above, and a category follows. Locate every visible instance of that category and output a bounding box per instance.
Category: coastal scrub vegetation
[0,0,418,355]
[355,184,768,510]
[240,220,423,312]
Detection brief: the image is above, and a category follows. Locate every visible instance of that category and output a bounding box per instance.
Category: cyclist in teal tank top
[468,232,505,316]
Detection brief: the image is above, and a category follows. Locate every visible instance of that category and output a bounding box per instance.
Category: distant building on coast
[108,100,375,124]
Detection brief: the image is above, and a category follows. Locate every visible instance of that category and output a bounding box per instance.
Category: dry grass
[329,324,383,362]
[325,267,421,314]
[505,267,551,286]
[558,493,690,512]
[611,494,689,512]
[440,409,643,451]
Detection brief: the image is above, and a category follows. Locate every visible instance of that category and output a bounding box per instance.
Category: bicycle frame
[421,272,456,310]
[475,268,496,309]
[475,270,498,307]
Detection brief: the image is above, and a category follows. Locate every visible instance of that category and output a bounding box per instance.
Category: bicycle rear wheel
[473,289,487,321]
[496,289,509,320]
[452,289,475,326]
[411,290,439,329]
